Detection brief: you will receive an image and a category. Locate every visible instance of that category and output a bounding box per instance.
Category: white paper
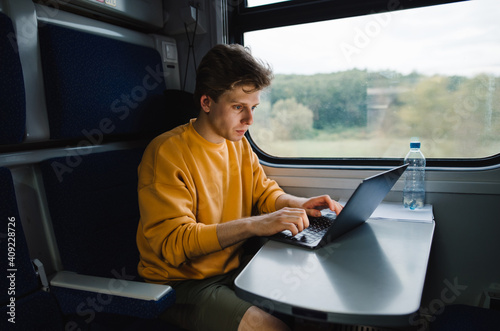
[371,202,434,222]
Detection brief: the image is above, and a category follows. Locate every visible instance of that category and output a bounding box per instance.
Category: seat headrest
[38,23,169,140]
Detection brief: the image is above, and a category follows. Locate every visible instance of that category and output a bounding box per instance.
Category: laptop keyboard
[275,215,336,244]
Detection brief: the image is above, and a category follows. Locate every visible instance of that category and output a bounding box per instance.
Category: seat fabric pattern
[39,148,145,279]
[38,23,168,140]
[0,12,26,145]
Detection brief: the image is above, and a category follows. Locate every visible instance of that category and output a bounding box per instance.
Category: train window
[238,0,500,162]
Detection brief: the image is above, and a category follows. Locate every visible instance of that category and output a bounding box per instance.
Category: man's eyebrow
[230,100,260,106]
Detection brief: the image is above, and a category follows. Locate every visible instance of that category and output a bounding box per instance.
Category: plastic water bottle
[403,138,426,210]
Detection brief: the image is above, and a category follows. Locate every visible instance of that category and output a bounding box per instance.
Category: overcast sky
[244,0,500,77]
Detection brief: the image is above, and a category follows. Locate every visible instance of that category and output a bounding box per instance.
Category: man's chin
[227,134,245,142]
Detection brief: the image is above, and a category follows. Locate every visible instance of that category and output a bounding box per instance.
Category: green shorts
[160,266,253,331]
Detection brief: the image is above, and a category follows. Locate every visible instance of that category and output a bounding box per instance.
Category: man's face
[200,85,260,143]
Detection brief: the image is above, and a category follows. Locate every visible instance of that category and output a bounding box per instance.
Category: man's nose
[242,108,254,125]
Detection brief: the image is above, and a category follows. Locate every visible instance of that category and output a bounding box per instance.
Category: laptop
[269,164,409,249]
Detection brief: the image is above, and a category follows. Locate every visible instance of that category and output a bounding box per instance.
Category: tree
[270,98,314,140]
[270,70,368,130]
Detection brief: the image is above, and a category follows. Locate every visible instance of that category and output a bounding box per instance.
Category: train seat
[34,12,186,326]
[0,167,64,330]
[429,304,500,331]
[39,148,176,321]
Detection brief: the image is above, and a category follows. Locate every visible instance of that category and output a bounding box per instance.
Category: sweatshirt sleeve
[137,144,222,268]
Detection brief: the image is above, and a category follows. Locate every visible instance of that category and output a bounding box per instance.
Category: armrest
[50,271,172,301]
[49,271,176,318]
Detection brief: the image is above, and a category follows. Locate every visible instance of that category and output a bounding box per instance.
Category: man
[136,44,343,331]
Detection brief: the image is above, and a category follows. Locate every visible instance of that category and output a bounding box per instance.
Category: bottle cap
[410,141,421,148]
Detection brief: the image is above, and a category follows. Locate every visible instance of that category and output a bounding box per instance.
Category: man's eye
[234,105,242,110]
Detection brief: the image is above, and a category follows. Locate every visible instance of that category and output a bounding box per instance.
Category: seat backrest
[38,22,169,140]
[36,14,195,281]
[0,12,26,145]
[39,148,145,279]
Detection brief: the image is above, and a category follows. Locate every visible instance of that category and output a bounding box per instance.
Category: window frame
[228,0,500,168]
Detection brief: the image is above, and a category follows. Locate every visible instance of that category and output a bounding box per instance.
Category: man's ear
[200,95,211,114]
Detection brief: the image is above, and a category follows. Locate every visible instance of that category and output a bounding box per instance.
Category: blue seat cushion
[39,148,145,279]
[51,286,176,319]
[0,290,64,330]
[429,304,500,331]
[0,12,26,144]
[38,23,168,140]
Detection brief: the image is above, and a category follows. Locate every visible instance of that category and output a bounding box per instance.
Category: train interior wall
[1,0,499,327]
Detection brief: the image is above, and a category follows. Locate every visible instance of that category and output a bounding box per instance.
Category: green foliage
[252,70,500,158]
[252,98,314,141]
[270,98,314,140]
[270,70,368,130]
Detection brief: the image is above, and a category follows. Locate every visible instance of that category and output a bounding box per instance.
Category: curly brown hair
[194,44,273,108]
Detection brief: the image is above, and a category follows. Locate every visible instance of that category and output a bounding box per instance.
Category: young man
[136,44,343,331]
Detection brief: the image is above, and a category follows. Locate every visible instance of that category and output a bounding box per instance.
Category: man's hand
[276,194,343,217]
[249,207,309,237]
[301,195,344,217]
[216,207,308,248]
[217,194,343,249]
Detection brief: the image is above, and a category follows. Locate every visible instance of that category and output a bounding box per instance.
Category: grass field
[249,129,500,159]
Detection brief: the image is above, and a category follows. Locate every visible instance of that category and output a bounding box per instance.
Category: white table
[235,204,435,327]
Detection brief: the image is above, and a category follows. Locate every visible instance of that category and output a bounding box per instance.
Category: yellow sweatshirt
[136,119,284,284]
